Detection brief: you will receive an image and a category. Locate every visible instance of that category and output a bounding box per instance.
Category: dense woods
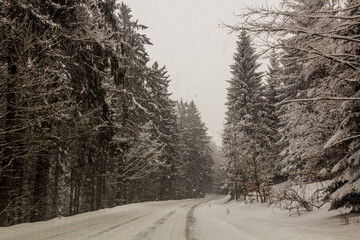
[1,0,359,229]
[0,0,213,226]
[222,0,360,212]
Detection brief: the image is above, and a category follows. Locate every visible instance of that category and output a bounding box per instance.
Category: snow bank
[195,193,360,240]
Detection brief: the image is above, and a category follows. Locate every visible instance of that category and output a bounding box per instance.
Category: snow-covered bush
[272,181,328,216]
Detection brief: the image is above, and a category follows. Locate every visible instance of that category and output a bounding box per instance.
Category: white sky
[120,0,281,145]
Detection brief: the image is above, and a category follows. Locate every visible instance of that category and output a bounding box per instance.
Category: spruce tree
[176,100,213,198]
[146,62,180,200]
[223,30,274,202]
[0,0,218,226]
[265,50,284,182]
[0,0,81,224]
[324,0,360,212]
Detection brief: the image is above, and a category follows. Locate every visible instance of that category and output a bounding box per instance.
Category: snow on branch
[325,134,360,149]
[225,2,360,70]
[278,97,360,105]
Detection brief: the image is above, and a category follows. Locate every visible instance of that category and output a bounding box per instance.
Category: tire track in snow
[41,223,100,240]
[185,202,203,240]
[132,210,176,240]
[84,210,156,239]
[132,202,192,240]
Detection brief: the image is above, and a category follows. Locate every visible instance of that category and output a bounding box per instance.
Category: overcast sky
[121,0,281,145]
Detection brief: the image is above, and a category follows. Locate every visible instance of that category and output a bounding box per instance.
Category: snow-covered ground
[1,195,359,240]
[197,196,359,240]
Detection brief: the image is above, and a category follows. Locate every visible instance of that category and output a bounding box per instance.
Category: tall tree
[265,50,284,182]
[0,0,217,227]
[145,62,180,200]
[324,0,360,212]
[229,0,360,211]
[223,30,274,202]
[0,0,78,224]
[176,100,214,198]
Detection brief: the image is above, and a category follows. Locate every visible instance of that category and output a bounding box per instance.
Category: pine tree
[265,50,284,183]
[186,101,213,196]
[222,124,249,201]
[176,100,213,198]
[0,0,217,226]
[223,30,274,202]
[324,0,360,212]
[231,0,359,210]
[209,141,226,194]
[145,62,180,200]
[270,1,345,183]
[0,0,79,224]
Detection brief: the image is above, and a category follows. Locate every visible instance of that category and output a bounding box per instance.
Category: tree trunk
[234,180,239,201]
[252,157,264,203]
[91,154,95,211]
[51,153,61,218]
[31,154,50,222]
[0,51,18,226]
[69,171,74,215]
[75,179,81,214]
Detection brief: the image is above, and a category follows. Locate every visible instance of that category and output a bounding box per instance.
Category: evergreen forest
[0,0,359,228]
[222,0,360,213]
[0,0,213,226]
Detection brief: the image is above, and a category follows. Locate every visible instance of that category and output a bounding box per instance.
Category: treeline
[0,0,213,226]
[222,0,359,212]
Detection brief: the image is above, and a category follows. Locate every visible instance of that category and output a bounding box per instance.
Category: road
[1,196,359,240]
[1,199,206,240]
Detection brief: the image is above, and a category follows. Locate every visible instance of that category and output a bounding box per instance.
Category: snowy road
[0,199,205,240]
[1,196,359,240]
